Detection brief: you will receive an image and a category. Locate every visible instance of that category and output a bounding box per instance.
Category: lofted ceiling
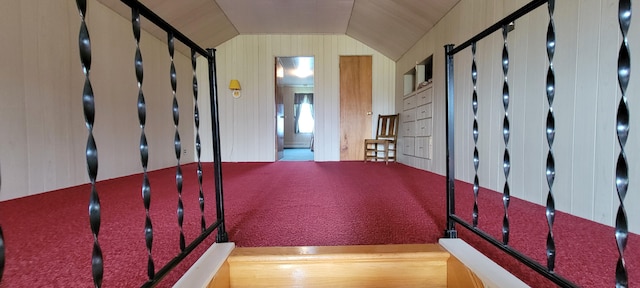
[97,0,459,61]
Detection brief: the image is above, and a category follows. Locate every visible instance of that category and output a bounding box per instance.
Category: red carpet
[0,161,637,287]
[222,161,443,247]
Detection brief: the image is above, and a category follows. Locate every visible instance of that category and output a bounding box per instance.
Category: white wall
[397,0,640,232]
[201,35,396,162]
[5,0,637,234]
[0,0,195,200]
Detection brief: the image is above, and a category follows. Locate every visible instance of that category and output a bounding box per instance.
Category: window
[298,103,314,133]
[294,93,314,134]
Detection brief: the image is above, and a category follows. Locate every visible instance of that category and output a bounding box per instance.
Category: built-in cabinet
[401,83,433,160]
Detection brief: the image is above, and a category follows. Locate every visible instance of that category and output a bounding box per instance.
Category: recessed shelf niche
[403,55,433,95]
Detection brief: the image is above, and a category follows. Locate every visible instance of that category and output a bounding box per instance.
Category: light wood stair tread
[228,244,449,262]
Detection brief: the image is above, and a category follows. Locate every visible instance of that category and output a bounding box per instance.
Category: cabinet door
[415,136,431,159]
[417,103,432,119]
[416,87,433,106]
[416,118,432,137]
[404,122,416,136]
[402,108,416,122]
[403,95,416,110]
[403,136,415,156]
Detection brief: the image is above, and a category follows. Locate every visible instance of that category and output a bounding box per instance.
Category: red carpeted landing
[0,161,637,287]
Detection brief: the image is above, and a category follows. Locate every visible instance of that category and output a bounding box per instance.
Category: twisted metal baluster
[132,7,155,280]
[501,25,511,245]
[76,1,103,286]
[615,0,631,286]
[168,32,186,252]
[192,50,206,232]
[471,42,480,228]
[545,0,557,272]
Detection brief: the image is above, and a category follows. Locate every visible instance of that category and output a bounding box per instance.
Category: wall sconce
[229,79,241,98]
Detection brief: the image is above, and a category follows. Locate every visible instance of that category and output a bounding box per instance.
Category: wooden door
[340,56,372,160]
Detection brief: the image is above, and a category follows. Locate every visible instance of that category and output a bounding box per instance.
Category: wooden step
[220,244,482,288]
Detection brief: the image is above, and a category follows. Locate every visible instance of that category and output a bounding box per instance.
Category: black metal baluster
[545,0,557,272]
[444,44,457,238]
[207,48,229,242]
[131,7,155,281]
[615,0,631,286]
[442,1,580,286]
[168,32,186,252]
[192,50,206,232]
[471,42,480,228]
[76,1,103,286]
[501,25,511,245]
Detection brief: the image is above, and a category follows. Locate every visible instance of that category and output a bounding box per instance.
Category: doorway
[275,56,315,161]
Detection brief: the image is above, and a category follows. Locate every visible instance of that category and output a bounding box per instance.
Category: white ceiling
[97,0,460,61]
[216,0,354,34]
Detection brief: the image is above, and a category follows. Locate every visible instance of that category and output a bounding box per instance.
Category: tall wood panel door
[340,56,372,160]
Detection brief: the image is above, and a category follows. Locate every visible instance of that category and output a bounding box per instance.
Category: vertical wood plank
[549,0,578,213]
[570,0,600,219]
[592,0,620,227]
[0,0,29,199]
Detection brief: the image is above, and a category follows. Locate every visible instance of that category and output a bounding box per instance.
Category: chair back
[375,114,399,141]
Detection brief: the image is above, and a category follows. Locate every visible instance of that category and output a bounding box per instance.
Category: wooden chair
[364,114,399,164]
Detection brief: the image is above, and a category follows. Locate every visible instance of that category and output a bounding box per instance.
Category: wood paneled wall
[397,0,640,233]
[5,0,637,234]
[202,35,396,162]
[0,0,195,200]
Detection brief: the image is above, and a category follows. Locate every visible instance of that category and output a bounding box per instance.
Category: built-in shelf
[402,83,433,160]
[403,55,433,95]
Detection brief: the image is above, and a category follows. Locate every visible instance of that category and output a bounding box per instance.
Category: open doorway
[275,56,314,161]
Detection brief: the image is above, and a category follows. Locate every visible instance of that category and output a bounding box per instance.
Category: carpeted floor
[223,161,442,247]
[0,161,636,287]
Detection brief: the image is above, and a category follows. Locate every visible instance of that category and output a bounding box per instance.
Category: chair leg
[364,141,368,162]
[384,141,389,164]
[364,142,367,162]
[364,141,373,162]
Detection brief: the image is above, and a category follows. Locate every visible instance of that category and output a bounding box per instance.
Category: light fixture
[229,79,241,98]
[292,57,313,78]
